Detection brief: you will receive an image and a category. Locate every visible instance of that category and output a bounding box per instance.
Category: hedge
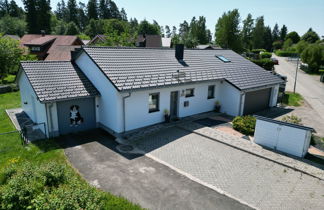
[260,52,272,59]
[275,50,298,57]
[250,58,275,70]
[232,116,256,136]
[251,49,266,54]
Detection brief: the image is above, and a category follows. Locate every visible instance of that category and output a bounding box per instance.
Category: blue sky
[17,0,324,37]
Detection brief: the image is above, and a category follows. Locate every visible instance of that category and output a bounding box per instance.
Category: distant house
[3,34,20,41]
[136,34,162,48]
[196,44,221,50]
[162,37,171,48]
[87,35,108,45]
[20,34,84,60]
[17,45,284,137]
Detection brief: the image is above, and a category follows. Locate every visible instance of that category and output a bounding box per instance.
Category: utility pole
[293,56,299,93]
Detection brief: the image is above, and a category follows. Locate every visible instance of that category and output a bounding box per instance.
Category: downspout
[239,92,245,116]
[45,103,54,138]
[45,103,50,138]
[48,103,54,137]
[122,92,131,133]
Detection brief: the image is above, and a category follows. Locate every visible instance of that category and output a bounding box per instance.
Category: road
[273,54,324,121]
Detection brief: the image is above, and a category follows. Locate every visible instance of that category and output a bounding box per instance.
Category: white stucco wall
[124,80,241,131]
[75,52,124,133]
[269,84,280,107]
[18,71,47,134]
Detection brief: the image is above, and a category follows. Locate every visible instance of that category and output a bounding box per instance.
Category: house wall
[124,80,241,132]
[75,52,124,133]
[18,71,47,134]
[45,102,59,137]
[269,84,280,107]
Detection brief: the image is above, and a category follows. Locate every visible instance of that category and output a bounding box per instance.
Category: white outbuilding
[254,115,315,158]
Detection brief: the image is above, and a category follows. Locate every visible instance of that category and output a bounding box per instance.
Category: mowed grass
[282,91,303,106]
[0,92,142,209]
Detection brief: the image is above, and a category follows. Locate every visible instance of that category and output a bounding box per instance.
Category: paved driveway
[133,126,324,210]
[56,129,250,210]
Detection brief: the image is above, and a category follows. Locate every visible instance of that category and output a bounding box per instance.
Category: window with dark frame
[208,85,215,99]
[185,88,194,97]
[149,93,159,113]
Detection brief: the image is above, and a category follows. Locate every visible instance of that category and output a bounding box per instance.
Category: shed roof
[82,46,284,91]
[20,61,99,103]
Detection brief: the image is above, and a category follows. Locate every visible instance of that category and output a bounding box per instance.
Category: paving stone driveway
[132,126,324,210]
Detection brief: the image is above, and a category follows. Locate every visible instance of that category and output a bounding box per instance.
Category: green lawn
[0,92,142,209]
[282,92,303,106]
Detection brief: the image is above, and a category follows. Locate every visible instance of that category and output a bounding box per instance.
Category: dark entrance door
[170,91,179,119]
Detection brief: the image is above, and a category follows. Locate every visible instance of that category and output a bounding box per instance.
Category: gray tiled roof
[20,61,99,102]
[82,47,284,91]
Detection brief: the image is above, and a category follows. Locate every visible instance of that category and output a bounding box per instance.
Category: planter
[164,114,170,123]
[214,105,221,112]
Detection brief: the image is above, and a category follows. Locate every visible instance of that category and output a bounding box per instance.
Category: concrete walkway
[57,129,251,210]
[131,124,324,210]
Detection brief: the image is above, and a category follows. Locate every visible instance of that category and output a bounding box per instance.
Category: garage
[57,97,96,135]
[243,88,271,115]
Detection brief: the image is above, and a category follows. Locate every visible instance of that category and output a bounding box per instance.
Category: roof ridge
[20,60,71,63]
[82,46,228,51]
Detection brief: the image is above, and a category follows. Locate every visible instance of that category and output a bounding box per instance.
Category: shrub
[250,58,275,70]
[281,115,302,125]
[260,52,272,58]
[274,50,298,57]
[251,49,266,54]
[232,115,256,136]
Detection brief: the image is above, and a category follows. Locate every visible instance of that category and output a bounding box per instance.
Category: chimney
[41,30,45,37]
[175,44,184,60]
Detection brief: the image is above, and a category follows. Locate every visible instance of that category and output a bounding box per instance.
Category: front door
[170,91,179,119]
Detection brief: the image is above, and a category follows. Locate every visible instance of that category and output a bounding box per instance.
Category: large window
[208,85,215,99]
[185,88,194,97]
[149,93,159,113]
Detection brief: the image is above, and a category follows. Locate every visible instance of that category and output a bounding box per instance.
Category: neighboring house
[196,44,222,50]
[136,34,162,47]
[20,34,84,60]
[3,34,20,41]
[87,35,107,45]
[17,45,284,138]
[162,37,171,48]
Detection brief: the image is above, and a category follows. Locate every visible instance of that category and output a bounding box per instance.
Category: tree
[129,18,138,34]
[23,0,38,33]
[263,26,273,51]
[280,25,287,41]
[87,0,98,20]
[120,8,127,21]
[0,0,24,18]
[38,0,51,33]
[165,25,171,38]
[179,20,189,39]
[252,16,265,49]
[301,28,320,43]
[215,9,242,52]
[301,44,324,72]
[272,40,282,50]
[67,0,78,24]
[65,21,79,35]
[77,2,88,30]
[0,15,26,36]
[190,16,209,44]
[0,35,23,79]
[172,26,177,37]
[295,40,309,54]
[98,0,110,19]
[55,0,69,22]
[137,20,160,35]
[241,13,254,50]
[285,31,300,43]
[53,19,67,35]
[272,23,280,41]
[109,0,120,19]
[84,19,104,37]
[282,38,293,50]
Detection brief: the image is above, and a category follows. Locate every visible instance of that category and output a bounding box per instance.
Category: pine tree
[67,0,78,24]
[120,8,127,21]
[280,25,288,41]
[87,0,98,20]
[109,0,120,19]
[38,0,51,33]
[165,25,171,38]
[99,0,110,19]
[241,13,254,50]
[252,16,265,49]
[77,2,88,30]
[263,26,273,51]
[23,0,39,33]
[272,23,280,41]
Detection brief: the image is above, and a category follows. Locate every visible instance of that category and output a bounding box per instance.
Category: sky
[16,0,324,37]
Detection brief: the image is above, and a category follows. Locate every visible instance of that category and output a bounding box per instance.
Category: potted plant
[164,109,170,123]
[214,101,221,112]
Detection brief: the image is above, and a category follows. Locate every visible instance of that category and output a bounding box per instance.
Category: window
[208,85,215,99]
[149,93,159,113]
[185,88,194,97]
[216,55,231,63]
[31,46,41,52]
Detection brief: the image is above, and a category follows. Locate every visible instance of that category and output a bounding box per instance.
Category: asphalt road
[57,129,251,210]
[273,54,324,121]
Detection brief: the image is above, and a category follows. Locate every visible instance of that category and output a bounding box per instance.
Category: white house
[17,45,284,138]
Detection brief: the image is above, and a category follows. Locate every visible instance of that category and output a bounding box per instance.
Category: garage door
[243,88,271,115]
[57,98,96,135]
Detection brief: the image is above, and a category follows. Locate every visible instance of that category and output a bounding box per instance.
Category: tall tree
[65,21,79,35]
[137,20,160,35]
[165,25,171,38]
[55,0,69,22]
[215,9,242,52]
[263,26,273,51]
[190,16,209,44]
[120,8,127,21]
[87,0,98,20]
[99,0,110,19]
[129,17,138,34]
[280,24,287,41]
[23,0,38,33]
[285,31,300,43]
[67,0,78,24]
[38,0,51,33]
[179,20,189,39]
[77,2,88,30]
[241,13,254,50]
[272,23,280,41]
[252,16,265,49]
[109,0,120,19]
